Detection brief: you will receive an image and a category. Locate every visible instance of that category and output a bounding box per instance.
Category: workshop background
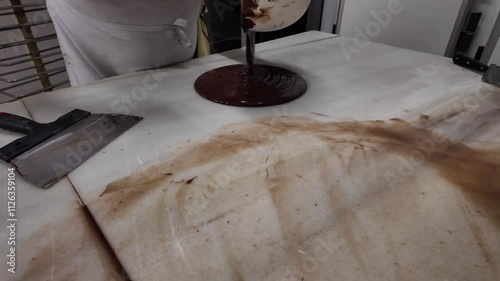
[2,0,500,101]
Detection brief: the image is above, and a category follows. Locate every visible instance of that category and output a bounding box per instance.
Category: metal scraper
[453,54,500,86]
[0,109,142,188]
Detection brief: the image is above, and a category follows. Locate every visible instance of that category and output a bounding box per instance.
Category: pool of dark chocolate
[194,64,307,107]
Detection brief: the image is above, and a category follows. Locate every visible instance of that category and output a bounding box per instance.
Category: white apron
[47,0,201,86]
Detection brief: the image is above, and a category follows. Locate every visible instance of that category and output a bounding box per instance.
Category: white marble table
[4,31,500,280]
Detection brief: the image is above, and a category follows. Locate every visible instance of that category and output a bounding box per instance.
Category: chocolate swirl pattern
[195,0,310,107]
[194,64,307,107]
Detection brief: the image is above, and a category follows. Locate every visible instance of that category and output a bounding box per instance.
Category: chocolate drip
[246,31,255,70]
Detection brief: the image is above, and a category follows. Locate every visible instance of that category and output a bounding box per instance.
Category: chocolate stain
[241,0,259,30]
[310,112,331,117]
[93,114,500,279]
[18,203,127,281]
[186,176,198,184]
[241,0,275,29]
[98,116,500,220]
[419,114,430,128]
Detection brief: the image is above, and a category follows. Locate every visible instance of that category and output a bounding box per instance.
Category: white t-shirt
[47,0,201,86]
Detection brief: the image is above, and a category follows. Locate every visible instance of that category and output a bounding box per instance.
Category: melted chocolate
[246,32,255,68]
[241,0,258,30]
[194,0,307,107]
[194,64,307,107]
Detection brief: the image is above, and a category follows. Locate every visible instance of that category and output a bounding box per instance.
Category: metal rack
[0,0,69,103]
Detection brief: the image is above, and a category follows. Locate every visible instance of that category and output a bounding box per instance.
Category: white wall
[339,0,464,56]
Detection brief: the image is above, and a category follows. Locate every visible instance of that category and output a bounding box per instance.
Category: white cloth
[47,0,201,86]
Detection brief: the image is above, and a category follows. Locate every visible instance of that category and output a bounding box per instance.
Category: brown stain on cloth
[98,116,500,223]
[92,114,500,280]
[17,203,127,281]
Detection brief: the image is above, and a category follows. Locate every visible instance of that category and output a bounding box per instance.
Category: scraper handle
[0,112,41,135]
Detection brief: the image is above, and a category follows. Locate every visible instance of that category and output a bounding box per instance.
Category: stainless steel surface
[11,114,143,188]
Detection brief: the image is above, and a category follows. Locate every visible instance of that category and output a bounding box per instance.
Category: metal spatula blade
[0,110,142,188]
[12,114,141,188]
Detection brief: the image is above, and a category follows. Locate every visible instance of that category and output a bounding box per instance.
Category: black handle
[0,109,90,162]
[0,112,41,135]
[453,54,489,73]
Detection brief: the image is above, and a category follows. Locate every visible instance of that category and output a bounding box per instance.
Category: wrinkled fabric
[47,0,201,86]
